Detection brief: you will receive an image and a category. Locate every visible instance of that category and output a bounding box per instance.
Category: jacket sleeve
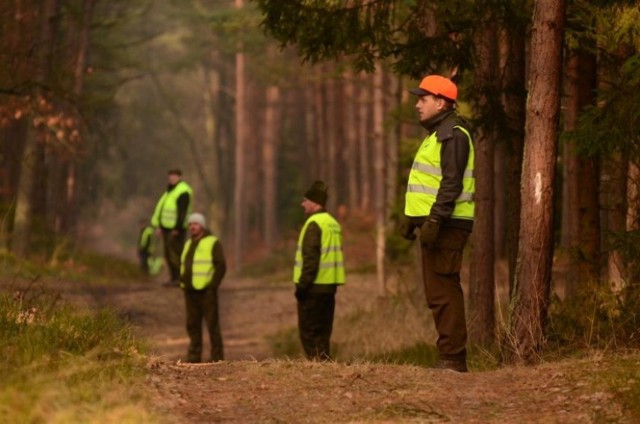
[139,229,151,252]
[430,128,470,220]
[211,241,227,288]
[298,221,322,290]
[175,192,191,230]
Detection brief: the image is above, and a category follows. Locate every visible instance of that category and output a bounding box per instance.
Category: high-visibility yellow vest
[180,235,218,290]
[151,181,193,229]
[293,212,345,285]
[405,125,475,219]
[139,226,155,253]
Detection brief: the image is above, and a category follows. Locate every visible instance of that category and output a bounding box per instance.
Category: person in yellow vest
[137,219,155,275]
[401,75,475,372]
[151,169,193,287]
[293,180,345,360]
[180,212,227,363]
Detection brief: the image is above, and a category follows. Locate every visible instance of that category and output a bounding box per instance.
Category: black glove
[399,219,417,241]
[420,216,441,248]
[294,286,308,302]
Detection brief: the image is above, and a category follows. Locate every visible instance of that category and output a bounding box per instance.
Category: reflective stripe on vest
[180,235,218,290]
[405,125,475,219]
[151,181,193,229]
[293,212,345,285]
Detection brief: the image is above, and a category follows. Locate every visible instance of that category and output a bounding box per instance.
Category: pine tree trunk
[563,49,599,297]
[344,70,359,211]
[469,22,498,347]
[373,66,386,295]
[358,72,371,211]
[263,84,280,250]
[501,18,526,298]
[505,0,565,365]
[13,0,59,257]
[233,0,246,269]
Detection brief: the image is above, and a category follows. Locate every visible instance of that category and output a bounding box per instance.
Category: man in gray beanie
[293,180,345,360]
[179,212,227,362]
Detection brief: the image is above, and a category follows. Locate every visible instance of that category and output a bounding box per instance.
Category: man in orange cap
[402,75,475,372]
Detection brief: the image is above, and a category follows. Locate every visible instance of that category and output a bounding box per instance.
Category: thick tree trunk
[501,17,526,298]
[563,49,599,297]
[13,0,59,257]
[505,0,565,365]
[469,22,498,347]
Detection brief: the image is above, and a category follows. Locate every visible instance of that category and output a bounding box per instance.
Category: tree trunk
[373,66,386,295]
[505,0,565,365]
[13,0,59,257]
[469,21,498,347]
[314,67,327,180]
[563,49,600,297]
[602,154,628,293]
[358,72,371,211]
[501,16,526,298]
[59,0,94,239]
[344,70,359,211]
[263,84,280,250]
[233,0,246,269]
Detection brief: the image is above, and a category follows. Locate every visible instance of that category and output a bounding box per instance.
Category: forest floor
[5,272,639,423]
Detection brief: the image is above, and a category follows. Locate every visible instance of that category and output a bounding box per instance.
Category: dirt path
[4,274,635,423]
[107,276,295,362]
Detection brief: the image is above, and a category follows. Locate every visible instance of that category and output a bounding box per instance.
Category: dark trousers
[420,226,470,362]
[184,286,223,362]
[138,251,149,275]
[162,229,185,281]
[297,292,335,360]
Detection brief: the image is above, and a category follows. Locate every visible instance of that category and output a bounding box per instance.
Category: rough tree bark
[563,49,600,297]
[469,21,498,347]
[505,0,565,365]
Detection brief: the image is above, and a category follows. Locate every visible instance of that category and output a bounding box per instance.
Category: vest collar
[420,109,455,133]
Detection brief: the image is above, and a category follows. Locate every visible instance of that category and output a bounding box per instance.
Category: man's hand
[399,219,417,241]
[420,216,441,248]
[294,286,308,302]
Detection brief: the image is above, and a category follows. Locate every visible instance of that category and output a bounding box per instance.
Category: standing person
[293,180,345,360]
[180,212,227,363]
[137,219,155,275]
[151,169,193,287]
[401,75,475,372]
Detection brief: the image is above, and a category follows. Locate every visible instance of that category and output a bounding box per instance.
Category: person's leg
[298,293,334,360]
[316,293,335,360]
[161,230,173,279]
[184,290,203,362]
[139,251,150,275]
[166,230,185,282]
[203,286,224,361]
[421,227,470,370]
